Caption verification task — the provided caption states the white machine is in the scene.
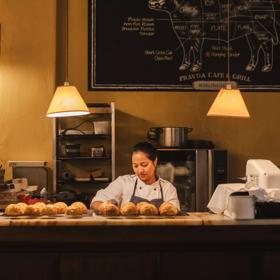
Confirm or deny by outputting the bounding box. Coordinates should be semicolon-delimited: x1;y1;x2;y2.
208;159;280;219
246;159;280;189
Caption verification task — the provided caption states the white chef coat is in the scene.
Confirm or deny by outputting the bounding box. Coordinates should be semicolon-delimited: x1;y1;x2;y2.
91;175;180;209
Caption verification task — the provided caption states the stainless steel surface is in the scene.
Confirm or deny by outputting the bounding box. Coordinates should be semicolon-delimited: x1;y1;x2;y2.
208;149;213;201
148;127;193;147
195;150;208;212
111;102;116;180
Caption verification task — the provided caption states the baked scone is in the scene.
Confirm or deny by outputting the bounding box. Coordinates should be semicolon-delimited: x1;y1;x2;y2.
5;203;26;216
159;202;179;216
16;202;28;209
25;205;42;216
53;202;68;214
41;204;57;216
66;201;88;216
136;202;150;213
71;202;88;214
120;202;137;216
33;202;46;208
137;202;158;216
99;201;120;216
17;202;28;214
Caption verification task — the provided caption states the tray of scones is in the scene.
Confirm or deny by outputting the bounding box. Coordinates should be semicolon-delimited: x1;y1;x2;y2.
3;201;88;218
96;201;179;219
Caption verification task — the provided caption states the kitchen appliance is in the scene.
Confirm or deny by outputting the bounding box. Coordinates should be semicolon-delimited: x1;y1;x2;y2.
246;159;280;188
208;159;280;219
156;148;228;212
147;127;193;147
8;161;50;192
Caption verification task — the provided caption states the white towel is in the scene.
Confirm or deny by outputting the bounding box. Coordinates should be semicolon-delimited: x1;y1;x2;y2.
264;189;280;202
207;183;267;214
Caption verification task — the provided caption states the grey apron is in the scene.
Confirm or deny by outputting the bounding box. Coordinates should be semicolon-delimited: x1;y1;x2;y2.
129;179;164;208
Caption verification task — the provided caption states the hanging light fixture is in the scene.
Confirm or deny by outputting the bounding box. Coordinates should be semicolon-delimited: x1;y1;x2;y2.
46;0;89;118
207;0;250;118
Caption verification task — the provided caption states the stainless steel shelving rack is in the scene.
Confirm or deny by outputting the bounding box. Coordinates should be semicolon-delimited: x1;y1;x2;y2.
52;102;115;197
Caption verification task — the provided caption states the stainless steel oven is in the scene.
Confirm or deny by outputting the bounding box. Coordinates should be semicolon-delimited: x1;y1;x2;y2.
156;149;228;212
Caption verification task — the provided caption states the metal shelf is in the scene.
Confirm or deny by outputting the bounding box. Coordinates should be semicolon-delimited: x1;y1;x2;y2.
53;102;115;193
57;179;111;184
57;134;111;140
57;156;111;160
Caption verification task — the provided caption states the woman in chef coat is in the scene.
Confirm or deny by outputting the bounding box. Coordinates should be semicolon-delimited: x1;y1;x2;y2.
90;141;180;212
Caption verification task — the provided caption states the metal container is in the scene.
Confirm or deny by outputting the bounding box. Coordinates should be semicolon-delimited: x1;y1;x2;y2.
65;143;81;157
147;127;193;147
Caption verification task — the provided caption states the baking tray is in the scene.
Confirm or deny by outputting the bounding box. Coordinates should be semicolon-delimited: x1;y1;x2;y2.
97;214;188;219
102;216;174;219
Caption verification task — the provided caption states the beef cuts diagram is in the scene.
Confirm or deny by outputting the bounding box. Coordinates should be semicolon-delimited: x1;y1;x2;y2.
89;0;280;90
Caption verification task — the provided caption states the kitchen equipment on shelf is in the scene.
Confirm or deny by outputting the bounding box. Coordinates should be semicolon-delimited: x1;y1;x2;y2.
147;127;193;147
53;103;115;197
93;121;110;135
91;145;106;158
64;143;81;157
62;170;74;181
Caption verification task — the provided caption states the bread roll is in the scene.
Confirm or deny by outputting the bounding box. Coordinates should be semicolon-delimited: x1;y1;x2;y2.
33;202;46;208
41;204;57;216
5;203;26;216
99;201;120;216
25;205;42;216
71;202;88;214
53;202;68;214
137;202;158;216
159;202;178;216
66;201;88;216
16;202;28;209
120;202;137;216
136;202;150;213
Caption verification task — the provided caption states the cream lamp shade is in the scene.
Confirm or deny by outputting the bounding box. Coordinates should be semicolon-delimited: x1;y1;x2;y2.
46;83;90;118
207;85;250;118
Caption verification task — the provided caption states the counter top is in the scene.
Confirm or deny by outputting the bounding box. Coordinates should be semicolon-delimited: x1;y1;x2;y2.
2;212;280;226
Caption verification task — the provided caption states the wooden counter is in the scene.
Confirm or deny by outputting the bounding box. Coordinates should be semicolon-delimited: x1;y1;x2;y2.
1;213;280;280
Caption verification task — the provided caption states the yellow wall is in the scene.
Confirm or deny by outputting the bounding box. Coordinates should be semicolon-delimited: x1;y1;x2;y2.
0;0;56;179
0;0;279;185
70;0;280;180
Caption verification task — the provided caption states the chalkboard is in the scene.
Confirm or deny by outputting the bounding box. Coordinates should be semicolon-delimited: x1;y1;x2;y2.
88;0;280;91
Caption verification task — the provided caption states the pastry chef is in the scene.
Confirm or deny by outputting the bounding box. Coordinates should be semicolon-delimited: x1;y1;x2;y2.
90;141;180;213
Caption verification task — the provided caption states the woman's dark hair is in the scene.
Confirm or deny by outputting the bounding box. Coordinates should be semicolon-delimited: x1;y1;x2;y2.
132;142;157;161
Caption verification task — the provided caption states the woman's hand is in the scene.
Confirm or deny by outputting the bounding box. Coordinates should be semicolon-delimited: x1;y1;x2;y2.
91;201;104;215
159;202;179;216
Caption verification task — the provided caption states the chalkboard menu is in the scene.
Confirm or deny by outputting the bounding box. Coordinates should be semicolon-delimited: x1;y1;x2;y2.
89;0;280;91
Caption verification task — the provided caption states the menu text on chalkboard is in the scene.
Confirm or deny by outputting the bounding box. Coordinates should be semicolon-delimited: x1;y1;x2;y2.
89;0;280;91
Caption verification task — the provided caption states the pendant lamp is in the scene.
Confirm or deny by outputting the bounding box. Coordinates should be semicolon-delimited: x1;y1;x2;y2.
207;1;250;118
46;0;89;118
